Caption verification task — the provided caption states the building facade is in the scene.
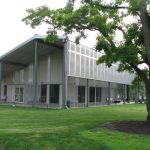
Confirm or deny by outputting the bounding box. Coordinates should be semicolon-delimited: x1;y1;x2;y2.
0;35;135;108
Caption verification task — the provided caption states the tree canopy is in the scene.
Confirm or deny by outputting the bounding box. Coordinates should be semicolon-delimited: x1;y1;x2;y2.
23;0;150;122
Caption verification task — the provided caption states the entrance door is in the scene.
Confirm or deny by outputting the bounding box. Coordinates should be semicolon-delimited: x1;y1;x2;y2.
15;87;24;102
41;84;47;103
96;87;101;102
89;87;95;102
4;85;7;97
2;85;7;101
49;84;59;104
78;86;85;103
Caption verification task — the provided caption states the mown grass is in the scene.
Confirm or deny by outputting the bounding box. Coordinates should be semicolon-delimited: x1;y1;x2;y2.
0;104;149;150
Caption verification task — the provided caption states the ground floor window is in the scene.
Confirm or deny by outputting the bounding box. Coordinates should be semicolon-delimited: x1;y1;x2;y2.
50;84;59;104
78;86;85;103
4;85;7;97
41;84;47;103
2;85;7;101
96;87;101;102
89;87;95;102
15;87;24;102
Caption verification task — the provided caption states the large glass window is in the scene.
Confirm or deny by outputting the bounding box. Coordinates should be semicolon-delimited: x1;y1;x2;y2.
20;88;24;102
96;87;101;102
50;84;59;104
4;85;7;97
78;86;85;103
41;84;47;103
15;87;24;102
89;87;95;102
15;88;19;102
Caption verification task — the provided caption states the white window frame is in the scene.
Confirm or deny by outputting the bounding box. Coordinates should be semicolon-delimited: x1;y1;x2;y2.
15;87;24;103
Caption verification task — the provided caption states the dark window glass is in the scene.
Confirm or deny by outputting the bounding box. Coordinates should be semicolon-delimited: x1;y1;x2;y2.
4;85;7;96
89;87;95;102
78;86;85;103
50;84;59;104
41;84;47;103
96;87;101;102
20;88;24;102
15;88;19;101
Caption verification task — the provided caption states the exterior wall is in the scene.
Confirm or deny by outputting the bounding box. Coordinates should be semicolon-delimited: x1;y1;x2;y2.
67;41;135;84
67;76;125;107
67;77;77;106
2;48;63;105
49;50;63;84
101;87;108;104
7;85;14;103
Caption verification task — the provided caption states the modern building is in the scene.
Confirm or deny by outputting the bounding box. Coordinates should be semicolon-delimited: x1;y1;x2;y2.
0;35;135;108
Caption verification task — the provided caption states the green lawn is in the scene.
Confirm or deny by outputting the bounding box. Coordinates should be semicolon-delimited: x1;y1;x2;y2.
0;104;149;150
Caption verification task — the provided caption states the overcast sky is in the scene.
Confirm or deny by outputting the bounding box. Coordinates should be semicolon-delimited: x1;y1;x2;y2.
0;0;98;56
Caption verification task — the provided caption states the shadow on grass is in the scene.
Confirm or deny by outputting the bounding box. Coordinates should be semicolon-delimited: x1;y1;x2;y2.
100;121;150;135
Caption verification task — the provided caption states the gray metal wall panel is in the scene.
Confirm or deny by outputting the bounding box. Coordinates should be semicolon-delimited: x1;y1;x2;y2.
2;48;63;104
67;41;135;85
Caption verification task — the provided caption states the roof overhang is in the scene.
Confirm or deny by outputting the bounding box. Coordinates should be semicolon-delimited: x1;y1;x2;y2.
0;35;64;78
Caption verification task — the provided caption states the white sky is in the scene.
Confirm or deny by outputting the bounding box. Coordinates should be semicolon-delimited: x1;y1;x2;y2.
0;0;97;56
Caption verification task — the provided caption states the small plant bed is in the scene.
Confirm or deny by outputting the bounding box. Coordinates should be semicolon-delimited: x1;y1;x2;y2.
100;121;150;135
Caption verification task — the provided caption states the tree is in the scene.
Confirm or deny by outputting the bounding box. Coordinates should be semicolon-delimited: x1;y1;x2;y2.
23;0;150;123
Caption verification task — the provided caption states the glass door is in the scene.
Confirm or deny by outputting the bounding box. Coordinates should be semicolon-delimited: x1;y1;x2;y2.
78;86;85;103
15;87;24;102
41;84;47;103
49;84;59;104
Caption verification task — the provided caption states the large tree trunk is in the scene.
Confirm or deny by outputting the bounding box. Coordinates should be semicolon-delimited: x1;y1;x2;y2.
146;98;150;124
140;2;150;124
145;83;150;124
140;3;150;64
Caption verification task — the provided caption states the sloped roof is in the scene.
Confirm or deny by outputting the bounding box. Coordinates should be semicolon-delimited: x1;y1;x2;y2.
0;34;64;77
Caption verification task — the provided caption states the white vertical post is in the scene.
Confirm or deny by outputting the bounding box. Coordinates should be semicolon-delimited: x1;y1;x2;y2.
46;84;50;105
47;56;51;83
123;84;126;104
33;41;38;106
69;52;71;76
79;45;81;77
88;51;91;78
84;51;86;78
75;43;76;76
62;39;68;108
76;84;78;107
47;56;50;106
59;84;63;108
86;79;89;107
93;59;94;79
108;82;111;105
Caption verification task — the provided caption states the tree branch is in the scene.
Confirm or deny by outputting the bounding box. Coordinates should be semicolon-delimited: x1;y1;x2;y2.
100;5;128;10
138;48;150;66
130;63;148;83
139;60;146;64
114;26;126;35
92;1;128;10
